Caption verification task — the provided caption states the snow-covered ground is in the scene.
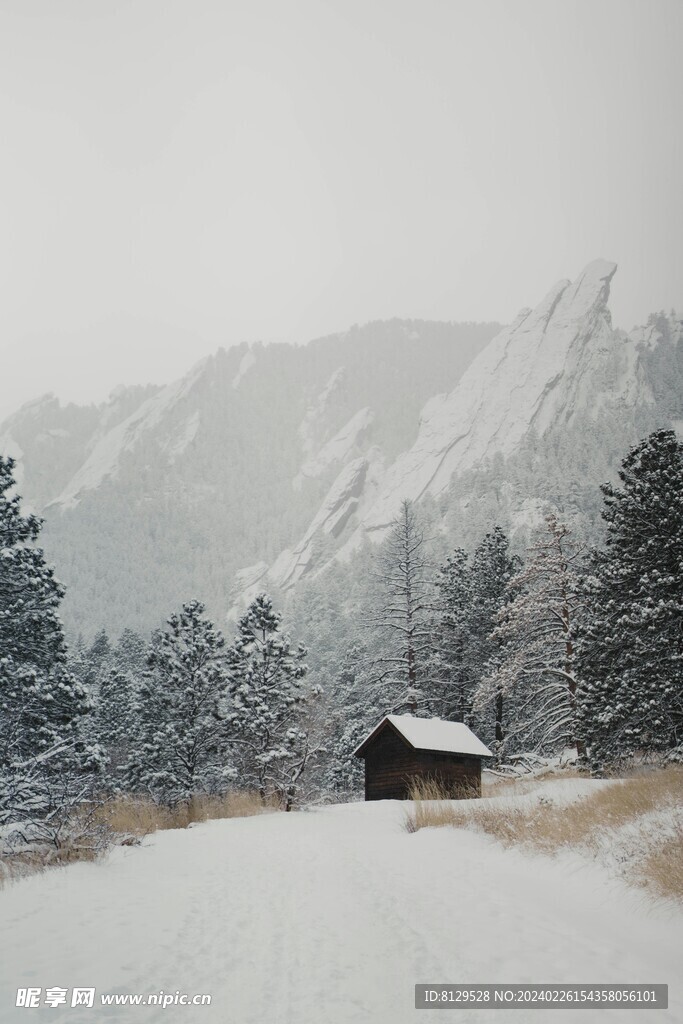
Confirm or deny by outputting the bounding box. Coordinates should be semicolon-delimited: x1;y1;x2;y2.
1;787;681;1024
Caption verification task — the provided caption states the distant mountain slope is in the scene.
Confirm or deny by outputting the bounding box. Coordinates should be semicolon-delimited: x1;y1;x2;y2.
3;261;681;640
1;319;498;636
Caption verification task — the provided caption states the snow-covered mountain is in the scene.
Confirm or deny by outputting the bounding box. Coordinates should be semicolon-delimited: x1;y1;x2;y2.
360;260;624;532
243;260;678;599
0;319;497;634
2;260;680;637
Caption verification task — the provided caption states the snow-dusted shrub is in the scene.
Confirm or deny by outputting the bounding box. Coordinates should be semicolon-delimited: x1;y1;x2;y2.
1;796;112;882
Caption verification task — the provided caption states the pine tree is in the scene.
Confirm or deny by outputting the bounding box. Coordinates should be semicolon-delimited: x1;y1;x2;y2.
113;628;148;675
87;629;113;678
225;594;316;809
439;528;518;751
476;514;585;755
576;430;683;764
322;641;373;797
83;628;147;788
68;634;90;687
0;456;97;828
371;499;433;713
93;667;137;785
124;601;231;804
432;548;474;721
471;528;519;748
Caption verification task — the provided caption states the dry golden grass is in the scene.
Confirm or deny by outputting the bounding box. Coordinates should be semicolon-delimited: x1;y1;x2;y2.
635;830;683;902
411;778;481;802
95;790;278;839
405;776;480;831
405;767;683;902
0;790;278;885
95;796;177;837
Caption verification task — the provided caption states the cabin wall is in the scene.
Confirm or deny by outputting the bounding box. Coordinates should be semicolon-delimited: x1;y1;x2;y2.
364;728;422;801
363;727;482;800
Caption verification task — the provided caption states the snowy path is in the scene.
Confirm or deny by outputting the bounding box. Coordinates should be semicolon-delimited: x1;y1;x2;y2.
1;799;681;1024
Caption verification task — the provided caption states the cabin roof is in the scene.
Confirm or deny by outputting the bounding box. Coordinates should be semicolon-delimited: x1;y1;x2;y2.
353;714;493;759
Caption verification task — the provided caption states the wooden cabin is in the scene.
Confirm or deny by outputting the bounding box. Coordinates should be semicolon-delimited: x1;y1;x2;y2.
353;714;492;801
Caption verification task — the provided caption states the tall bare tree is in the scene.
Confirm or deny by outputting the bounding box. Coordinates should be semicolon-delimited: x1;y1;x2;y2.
371;499;433;713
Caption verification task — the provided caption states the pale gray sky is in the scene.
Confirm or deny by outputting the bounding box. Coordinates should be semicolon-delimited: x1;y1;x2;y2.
0;0;681;420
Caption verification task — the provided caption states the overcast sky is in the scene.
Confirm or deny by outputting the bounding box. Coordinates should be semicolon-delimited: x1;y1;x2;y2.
0;0;681;420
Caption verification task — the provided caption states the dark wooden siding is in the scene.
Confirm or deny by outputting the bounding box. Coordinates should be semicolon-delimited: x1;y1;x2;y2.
364;727;422;801
362;724;482;800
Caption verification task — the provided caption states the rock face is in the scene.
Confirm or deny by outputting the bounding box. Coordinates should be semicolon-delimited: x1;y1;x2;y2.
2;261;679;635
234;260;667;601
294;407;374;489
358;260;622;536
277;450;385;586
48;359;208;509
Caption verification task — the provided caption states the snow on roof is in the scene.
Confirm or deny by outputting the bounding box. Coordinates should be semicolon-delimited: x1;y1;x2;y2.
354;715;493;758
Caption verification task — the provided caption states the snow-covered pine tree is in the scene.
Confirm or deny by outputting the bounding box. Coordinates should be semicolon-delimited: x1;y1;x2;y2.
68;634;90;687
475;514;585;756
86;629;113;685
432;548;474;721
113;627;148;675
576;430;683;765
370;499;433;713
0;456;98;829
225;594;316;809
322;640;374;797
464;527;519;751
93;667;138;786
78;628;146;790
124;601;232;804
